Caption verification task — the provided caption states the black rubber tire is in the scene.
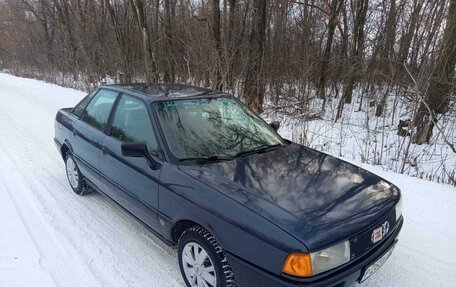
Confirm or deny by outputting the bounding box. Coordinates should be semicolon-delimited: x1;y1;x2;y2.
178;226;237;287
64;153;89;195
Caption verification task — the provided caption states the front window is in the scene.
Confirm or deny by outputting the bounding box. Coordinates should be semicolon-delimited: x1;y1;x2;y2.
111;95;159;156
156;97;284;160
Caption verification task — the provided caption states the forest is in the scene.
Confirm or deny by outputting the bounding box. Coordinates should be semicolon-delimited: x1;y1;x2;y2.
0;0;455;184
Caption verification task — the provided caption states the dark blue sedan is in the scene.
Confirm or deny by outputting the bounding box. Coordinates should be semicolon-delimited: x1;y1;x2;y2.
54;84;403;287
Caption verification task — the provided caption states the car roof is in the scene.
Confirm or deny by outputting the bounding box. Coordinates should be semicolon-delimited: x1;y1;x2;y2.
101;83;230;102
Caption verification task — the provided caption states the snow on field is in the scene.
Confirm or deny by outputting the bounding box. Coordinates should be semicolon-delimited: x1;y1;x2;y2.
0;72;455;286
264;88;456;186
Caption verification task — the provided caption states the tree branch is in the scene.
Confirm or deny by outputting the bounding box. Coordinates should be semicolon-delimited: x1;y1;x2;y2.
291;1;330;16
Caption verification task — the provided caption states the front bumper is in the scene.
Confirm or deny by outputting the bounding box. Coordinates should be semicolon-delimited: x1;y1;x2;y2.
226;217;403;287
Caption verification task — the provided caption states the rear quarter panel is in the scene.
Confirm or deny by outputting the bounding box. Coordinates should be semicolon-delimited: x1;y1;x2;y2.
55;108;77;156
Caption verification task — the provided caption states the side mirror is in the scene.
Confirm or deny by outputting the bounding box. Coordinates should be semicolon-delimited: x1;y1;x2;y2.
121;142;149;157
121;142;161;170
269;121;280;132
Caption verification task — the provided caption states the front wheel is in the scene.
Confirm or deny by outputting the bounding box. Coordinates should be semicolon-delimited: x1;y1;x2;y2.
178;226;236;287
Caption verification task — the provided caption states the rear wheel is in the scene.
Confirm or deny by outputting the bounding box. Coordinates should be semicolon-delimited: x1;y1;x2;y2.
178;226;236;287
65;153;88;195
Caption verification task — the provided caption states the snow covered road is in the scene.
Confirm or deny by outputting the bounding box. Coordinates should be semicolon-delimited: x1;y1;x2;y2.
0;72;455;287
0;73;183;287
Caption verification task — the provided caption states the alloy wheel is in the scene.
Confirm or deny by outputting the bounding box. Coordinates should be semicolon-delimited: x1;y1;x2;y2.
66;157;79;188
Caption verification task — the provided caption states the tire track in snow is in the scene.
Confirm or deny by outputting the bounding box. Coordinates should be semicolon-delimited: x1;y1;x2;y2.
0;175;58;287
0;147;104;287
0;180;58;287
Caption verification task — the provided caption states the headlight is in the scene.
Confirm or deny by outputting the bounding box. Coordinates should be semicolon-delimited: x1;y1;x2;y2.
283;240;350;277
395;194;403;222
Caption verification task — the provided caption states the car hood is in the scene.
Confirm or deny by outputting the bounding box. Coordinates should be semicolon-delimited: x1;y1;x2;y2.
179;143;400;251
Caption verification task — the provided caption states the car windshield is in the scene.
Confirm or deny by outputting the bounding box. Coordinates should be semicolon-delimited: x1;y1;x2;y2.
156;97;284;160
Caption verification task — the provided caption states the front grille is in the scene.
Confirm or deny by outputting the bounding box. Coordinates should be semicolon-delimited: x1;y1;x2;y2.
350;210;396;260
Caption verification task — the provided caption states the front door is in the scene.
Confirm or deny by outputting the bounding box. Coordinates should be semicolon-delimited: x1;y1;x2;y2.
100;94;162;229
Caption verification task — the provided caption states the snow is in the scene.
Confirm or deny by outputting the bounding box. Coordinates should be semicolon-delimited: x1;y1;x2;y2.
0;72;455;286
264;87;456;186
347;163;456;286
0;73;182;287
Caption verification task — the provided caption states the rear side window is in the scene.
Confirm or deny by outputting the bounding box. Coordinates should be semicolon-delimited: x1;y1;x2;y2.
82;89;118;131
110;95;159;155
72;90;97;117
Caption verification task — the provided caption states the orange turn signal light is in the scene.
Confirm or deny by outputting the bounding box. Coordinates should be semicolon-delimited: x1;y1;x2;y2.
282;253;313;277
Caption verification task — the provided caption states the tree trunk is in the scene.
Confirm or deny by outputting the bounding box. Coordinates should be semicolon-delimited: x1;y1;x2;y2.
398;0;422;72
243;0;267;113
317;0;342;100
382;0;397;62
212;0;222;90
105;0;133;83
163;0;175;83
413;0;456;144
226;0;236;89
131;0;157;83
336;0;369;121
375;0;398;116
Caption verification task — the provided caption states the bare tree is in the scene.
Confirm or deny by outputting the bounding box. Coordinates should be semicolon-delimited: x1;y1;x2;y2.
211;0;222;90
316;0;343;101
412;0;456;144
163;0;175;83
131;0;157;82
243;0;267;113
336;0;369;122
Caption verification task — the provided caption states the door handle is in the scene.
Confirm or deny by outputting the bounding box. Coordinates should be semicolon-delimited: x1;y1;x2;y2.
101;146;108;154
72;128;79;136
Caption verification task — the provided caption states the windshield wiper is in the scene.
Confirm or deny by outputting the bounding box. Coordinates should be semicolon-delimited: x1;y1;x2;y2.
178;155;233;163
233;144;284;158
178;144;285;163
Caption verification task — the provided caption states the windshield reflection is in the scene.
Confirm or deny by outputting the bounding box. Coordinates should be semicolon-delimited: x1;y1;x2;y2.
156;98;284;160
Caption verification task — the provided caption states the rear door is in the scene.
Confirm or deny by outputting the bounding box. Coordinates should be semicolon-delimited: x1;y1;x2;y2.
72;88;119;187
100;94;162;229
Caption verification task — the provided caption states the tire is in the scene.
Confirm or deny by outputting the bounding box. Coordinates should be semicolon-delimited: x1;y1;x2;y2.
64;153;88;195
178;226;237;287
